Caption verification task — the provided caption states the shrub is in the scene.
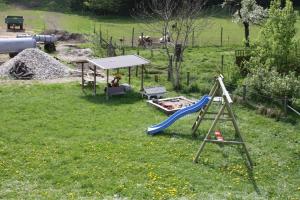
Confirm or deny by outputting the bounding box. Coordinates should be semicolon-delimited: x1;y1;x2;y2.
245;67;300;100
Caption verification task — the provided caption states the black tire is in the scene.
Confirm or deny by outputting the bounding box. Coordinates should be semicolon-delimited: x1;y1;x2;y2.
44;43;56;53
7;24;10;29
9;53;18;58
20;24;23;30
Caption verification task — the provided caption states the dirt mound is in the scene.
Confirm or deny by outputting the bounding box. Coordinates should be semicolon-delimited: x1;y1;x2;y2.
41;30;86;42
0;48;70;80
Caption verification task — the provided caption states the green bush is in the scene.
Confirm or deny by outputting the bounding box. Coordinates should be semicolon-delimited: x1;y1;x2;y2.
245;67;300;100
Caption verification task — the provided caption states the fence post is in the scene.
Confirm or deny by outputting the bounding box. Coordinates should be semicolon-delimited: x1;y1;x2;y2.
220;27;223;47
122;47;125;55
132;27;135;47
242;84;247;101
221;55;224;74
151;48;153;58
187;72;190;86
155;75;159;82
100;30;102;46
168;56;173;81
283;96;288;116
192;30;195;47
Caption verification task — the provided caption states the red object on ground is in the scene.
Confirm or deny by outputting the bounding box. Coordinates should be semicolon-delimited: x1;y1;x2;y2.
214;130;224;141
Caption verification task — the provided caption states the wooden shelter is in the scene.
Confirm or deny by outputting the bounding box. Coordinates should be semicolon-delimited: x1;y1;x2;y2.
86;55;150;100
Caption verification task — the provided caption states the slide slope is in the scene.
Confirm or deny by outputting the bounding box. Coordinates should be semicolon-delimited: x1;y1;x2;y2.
147;95;210;135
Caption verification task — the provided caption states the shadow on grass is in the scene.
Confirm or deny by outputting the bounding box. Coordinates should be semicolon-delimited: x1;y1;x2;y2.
153;130;262;195
238;146;261;195
153;131;197;141
80;90;143;105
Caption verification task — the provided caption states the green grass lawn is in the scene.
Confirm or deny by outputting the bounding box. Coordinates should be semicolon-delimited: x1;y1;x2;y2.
0;4;299;199
0;82;299;199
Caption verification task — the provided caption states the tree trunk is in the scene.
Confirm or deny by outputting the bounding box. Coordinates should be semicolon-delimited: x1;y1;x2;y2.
243;22;250;47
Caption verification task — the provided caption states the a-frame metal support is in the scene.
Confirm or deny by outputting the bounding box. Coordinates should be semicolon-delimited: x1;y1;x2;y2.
192;75;253;167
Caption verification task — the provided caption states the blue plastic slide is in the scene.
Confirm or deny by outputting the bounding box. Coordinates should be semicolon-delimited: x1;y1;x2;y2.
147;95;211;135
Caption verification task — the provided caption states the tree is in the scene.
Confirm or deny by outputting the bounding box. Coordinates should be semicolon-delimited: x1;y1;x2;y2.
222;0;267;47
244;0;300;100
134;0;208;89
255;0;298;73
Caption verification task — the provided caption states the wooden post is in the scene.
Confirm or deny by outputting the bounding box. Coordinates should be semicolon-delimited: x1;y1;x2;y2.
168;56;173;81
100;30;102;46
228;36;230;46
192;30;195;47
187;72;190;86
140;65;144;91
220;27;223;47
283;96;288;116
155;75;158;82
122;47;125;55
221;55;224;74
93;65;96;96
141;32;144;48
128;67;131;85
151;48;153;58
131;27;135;47
81;62;84;91
242;84;247;101
137;48;140;56
106;69;109;100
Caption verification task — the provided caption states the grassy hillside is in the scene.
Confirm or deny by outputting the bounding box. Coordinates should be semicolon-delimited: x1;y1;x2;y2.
0;5;263;46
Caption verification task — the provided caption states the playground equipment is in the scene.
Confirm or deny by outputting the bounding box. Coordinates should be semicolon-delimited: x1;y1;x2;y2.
0;38;36;58
5;16;24;30
147;95;210;135
191;75;253;167
147;75;253;167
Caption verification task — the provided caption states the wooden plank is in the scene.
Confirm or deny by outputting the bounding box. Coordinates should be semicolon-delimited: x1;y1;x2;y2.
217;76;233;104
205;139;243;145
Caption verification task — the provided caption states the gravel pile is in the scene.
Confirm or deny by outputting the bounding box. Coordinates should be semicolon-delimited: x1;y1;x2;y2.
0;48;70;80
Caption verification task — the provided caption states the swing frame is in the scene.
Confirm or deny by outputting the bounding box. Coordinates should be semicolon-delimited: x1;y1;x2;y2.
192;75;253;167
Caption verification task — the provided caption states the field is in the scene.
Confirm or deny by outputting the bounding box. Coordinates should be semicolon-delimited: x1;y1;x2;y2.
0;4;300;200
2;5;300;46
